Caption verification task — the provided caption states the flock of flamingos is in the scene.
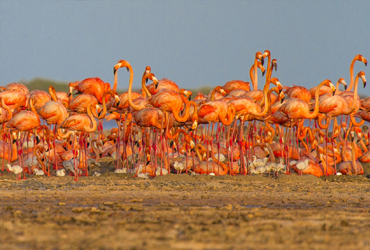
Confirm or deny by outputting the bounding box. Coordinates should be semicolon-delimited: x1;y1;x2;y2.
1;51;370;181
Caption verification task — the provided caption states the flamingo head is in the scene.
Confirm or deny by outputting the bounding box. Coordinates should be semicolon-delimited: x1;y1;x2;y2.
358;71;367;88
214;86;226;96
355;54;367;67
144;66;151;75
272;59;278;71
256;51;264;66
96;104;102;116
337;78;347;90
114;94;120;107
271;77;282;92
113;60;130;74
279;91;285;103
262;50;270;59
325;80;336;96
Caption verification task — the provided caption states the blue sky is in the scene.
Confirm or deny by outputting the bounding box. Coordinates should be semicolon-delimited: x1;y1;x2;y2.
1;1;369;94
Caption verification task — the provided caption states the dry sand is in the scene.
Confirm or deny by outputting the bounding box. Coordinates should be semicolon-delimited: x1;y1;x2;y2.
1;160;370;250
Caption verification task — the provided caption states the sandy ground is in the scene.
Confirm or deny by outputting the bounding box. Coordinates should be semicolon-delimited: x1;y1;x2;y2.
1;160;370;250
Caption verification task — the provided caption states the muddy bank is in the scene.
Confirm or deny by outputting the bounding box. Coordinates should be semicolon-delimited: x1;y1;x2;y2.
1;169;370;250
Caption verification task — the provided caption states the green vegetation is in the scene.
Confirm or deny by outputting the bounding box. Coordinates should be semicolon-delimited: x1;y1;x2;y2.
17;77;214;98
15;77;369;99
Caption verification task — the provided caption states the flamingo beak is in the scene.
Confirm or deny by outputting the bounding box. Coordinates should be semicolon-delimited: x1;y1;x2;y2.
280;97;285;103
260;57;264;66
113;67;117;75
262;70;265;77
191;120;198;130
344;84;347;90
190;140;195;149
311;148;315;152
274;63;278;71
169;141;174;148
114;95;120;107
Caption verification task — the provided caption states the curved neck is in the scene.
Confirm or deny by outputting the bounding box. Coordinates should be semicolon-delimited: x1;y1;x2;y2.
260;86;279;107
141;73;152;98
266;54;271;84
258;80;273;117
85;103;97;133
96;90;114;119
1;98;12;120
49;86;58;101
348;57;357;91
167;128;188;140
210;88;218;101
113;69;118;92
195;144;206;161
253;57;258;91
307;80;331;119
211;155;228;175
172;101;197;122
343;74;360;115
30;100;39;119
127;65;144;111
219;107;235;126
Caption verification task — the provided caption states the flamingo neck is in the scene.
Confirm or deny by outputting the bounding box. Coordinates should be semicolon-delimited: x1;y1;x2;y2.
85;104;97;133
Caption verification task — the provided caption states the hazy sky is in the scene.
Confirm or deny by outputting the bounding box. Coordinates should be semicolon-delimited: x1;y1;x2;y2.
1;1;369;94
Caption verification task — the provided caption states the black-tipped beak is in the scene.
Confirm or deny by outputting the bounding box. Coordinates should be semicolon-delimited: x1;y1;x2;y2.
126;67;129;72
190;147;196;153
278;89;282;94
146;160;151;166
63;145;67;151
135;141;140;147
357;139;361;143
169;141;174;148
333;90;336;96
12;139;16;144
69;141;72;145
36;136;41;144
266;154;270;157
188;96;192;101
145;78;148;83
113;67;117;75
365;62;368;66
261;57;264;66
86;142;90;148
116;101;120;107
280;97;285;103
344;85;347;90
274;64;278;71
68;93;72;97
155;82;159;89
98;111;102;117
41;157;45;161
319;160;322;164
311;148;315;152
364;82;367;88
262;71;265;77
99;153;103;158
